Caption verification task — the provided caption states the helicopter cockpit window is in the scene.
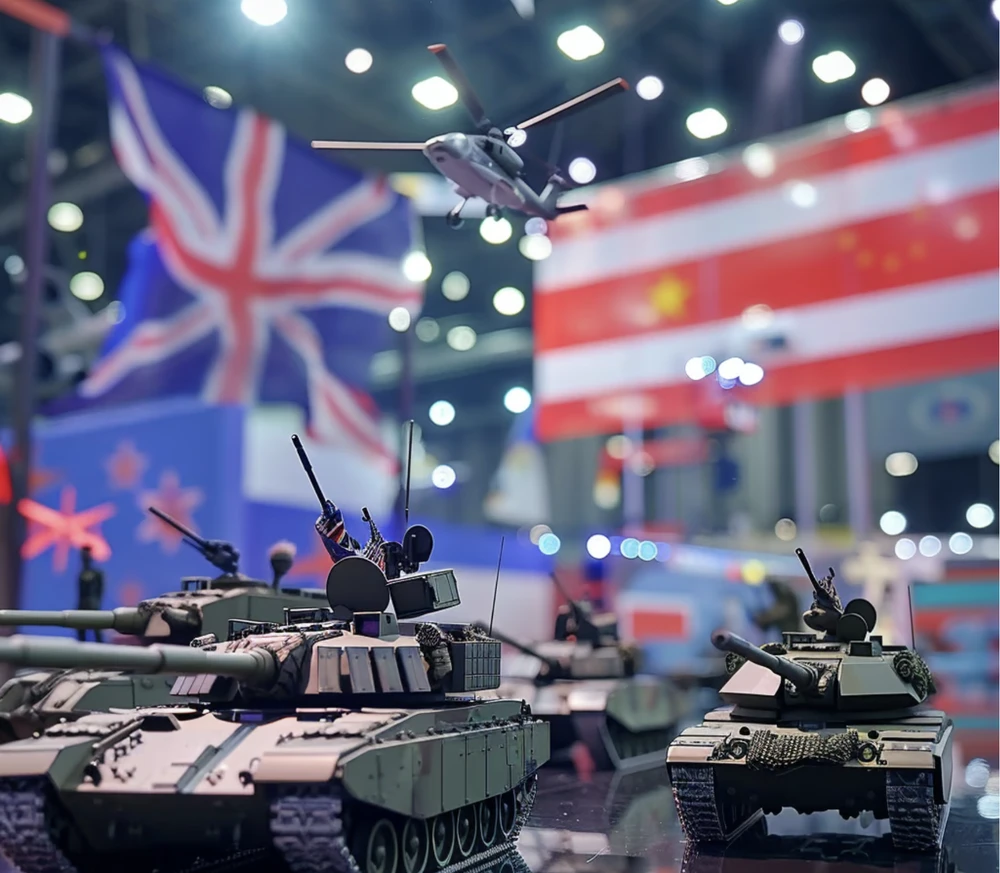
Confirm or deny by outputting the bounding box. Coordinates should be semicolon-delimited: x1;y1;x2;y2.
345;647;376;693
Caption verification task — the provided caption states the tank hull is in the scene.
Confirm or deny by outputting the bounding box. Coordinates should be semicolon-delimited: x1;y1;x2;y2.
499;675;677;770
666;706;953;852
0;698;549;873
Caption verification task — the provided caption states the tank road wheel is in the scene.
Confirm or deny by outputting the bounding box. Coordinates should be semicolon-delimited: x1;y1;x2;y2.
357;818;399;873
477;796;500;848
454;805;477;858
429;811;455;868
399;818;429;873
498;791;517;840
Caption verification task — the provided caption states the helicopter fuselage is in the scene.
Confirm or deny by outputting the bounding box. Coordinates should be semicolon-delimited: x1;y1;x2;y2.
423;133;561;219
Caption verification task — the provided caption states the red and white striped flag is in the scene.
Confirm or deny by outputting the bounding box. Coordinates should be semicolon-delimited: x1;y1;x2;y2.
534;84;999;442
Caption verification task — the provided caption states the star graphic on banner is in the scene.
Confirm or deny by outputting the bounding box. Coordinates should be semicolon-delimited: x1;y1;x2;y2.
0;444;60;504
649;275;689;320
19;485;115;573
116;579;146;607
105;441;149;490
287;534;333;586
137;471;204;553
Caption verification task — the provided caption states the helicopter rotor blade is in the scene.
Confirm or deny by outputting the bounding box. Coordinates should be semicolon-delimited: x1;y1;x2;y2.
312;141;427;150
515;78;629;132
427;43;493;132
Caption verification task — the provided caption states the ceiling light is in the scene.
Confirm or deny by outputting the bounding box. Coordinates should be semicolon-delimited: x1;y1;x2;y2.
415;317;439;342
503;386;532;414
686;107;728;140
620;538;640;559
967;503;995;529
775;518;797;541
949;532;973;554
47;202;83;233
684;356;713;381
538;532;561;555
894;538;917;560
446;325;476;352
556;25;604;61
441;271;470;301
879;510;906;536
240;0;287;26
885;451;918;477
479;216;512;244
812;51;856;84
428;400;455;426
861;77;890;106
606;435;632;459
568;157;596;184
519;234;552;261
716;0;740;5
493;286;525;316
388;307;411;332
788;181;817;208
345;48;373;74
69;272;104;301
529;524;551;545
401;251;432;282
717;357;744;380
587;535;612;559
412;76;458;111
431;464;456;489
738;362;764;386
993;0;1000;21
989;439;999;464
0;93;31;125
742;143;776;178
844;109;872;132
919;535;942;557
778;19;804;45
636;76;664;101
3;255;24;276
525;218;547;236
203;86;232;109
638;541;658;561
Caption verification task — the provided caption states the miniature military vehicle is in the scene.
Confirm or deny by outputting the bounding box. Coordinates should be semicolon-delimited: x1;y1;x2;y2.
0;510;330;741
667;548;951;853
483;576;679;770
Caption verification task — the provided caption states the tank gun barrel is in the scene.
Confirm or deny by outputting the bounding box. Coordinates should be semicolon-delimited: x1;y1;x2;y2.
0;607;197;635
471;623;560;668
0;635;277;684
711;630;817;690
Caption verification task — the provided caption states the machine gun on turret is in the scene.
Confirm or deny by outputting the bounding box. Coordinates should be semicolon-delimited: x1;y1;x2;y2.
550;573;618;647
148;507;241;578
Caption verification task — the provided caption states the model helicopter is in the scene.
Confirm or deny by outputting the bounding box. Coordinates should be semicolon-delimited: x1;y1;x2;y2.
312;43;629;228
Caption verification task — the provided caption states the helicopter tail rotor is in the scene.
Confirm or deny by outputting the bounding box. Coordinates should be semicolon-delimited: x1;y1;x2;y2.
428;44;494;133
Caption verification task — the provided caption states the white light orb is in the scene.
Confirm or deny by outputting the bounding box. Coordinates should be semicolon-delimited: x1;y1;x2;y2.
441;271;469;301
993;0;1000;21
775;518;797;541
0;93;31;125
415;318;439;342
978;795;1000;821
105;300;125;324
446;325;477;352
716;0;740;5
203;86;233;109
387;307;411;332
431;464;456;489
411;76;458;111
505;127;527;148
861;78;890;106
479;216;513;244
966;759;992;789
593;479;620;509
636;76;664;101
504;386;532;414
918;535;942;557
742;143;776;178
885;451;918;477
493;286;525;316
894;538;917;560
619;537;640;559
879;510;907;536
788;181;817;208
402;251;432;282
525;218;547;236
568;157;597;185
556;25;605;61
967;503;995;529
845;109;872;133
812;50;856;84
529;524;551;545
428;400;455;426
990;439;1000;464
240;0;287;26
638;540;658;561
605;434;632;459
778;19;804;45
538;533;562;555
686;107;728;139
3;255;24;276
738;362;764;386
47;202;83;233
69;271;104;301
685;357;709;381
519;234;552;261
345;48;373;74
949;532;973;554
717;356;744;380
586;534;612;559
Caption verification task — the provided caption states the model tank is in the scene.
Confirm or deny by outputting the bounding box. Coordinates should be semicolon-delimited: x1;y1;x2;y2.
666;548;952;853
0;509;329;742
482;575;679;770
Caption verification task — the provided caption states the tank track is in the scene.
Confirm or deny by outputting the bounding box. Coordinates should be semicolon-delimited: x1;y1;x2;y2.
0;777;79;873
669;765;763;844
270;775;537;873
886;770;946;852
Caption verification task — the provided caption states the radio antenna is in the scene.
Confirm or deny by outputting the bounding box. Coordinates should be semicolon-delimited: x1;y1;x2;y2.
403;420;415;528
489;536;505;636
907;582;916;647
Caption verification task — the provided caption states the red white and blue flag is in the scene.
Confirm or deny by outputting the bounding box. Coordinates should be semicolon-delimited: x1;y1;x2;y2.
53;48;421;470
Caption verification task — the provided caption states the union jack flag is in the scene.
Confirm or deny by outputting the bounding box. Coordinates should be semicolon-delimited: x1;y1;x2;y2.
55;47;421;469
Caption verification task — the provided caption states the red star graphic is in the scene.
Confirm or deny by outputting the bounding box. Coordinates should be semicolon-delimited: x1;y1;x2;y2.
137;471;204;553
116;580;146;607
105;440;149;490
287;533;332;585
19;486;115;573
0;444;60;503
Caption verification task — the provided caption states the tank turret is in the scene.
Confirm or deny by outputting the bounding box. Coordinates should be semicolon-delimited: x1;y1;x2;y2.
550;573;619;646
711;630;818;691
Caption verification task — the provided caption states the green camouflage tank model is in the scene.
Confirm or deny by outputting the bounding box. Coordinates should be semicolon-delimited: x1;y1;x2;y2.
481;575;680;770
666;548;952;853
0;508;330;742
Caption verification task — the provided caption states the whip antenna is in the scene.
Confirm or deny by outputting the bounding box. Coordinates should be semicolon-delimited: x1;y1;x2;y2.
907;582;916;647
403;420;415;528
489;536;505;636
